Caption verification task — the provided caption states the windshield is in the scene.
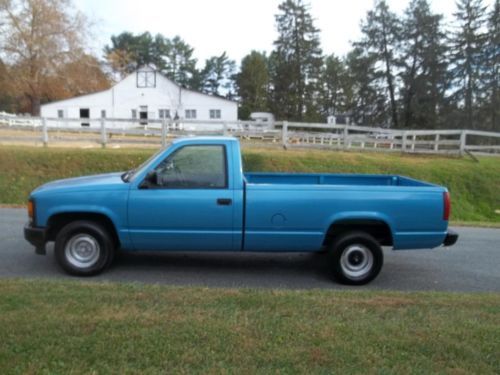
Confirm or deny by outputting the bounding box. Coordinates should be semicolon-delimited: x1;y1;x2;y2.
121;148;165;182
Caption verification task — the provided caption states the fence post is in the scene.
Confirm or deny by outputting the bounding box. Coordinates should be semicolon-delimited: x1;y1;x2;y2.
402;131;408;152
411;134;416;151
282;121;288;148
161;119;167;148
434;134;440;151
343;125;349;149
100;118;107;148
42;117;48;147
459;130;467;155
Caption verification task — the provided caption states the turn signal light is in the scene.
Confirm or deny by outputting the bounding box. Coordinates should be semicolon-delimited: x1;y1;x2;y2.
28;200;34;223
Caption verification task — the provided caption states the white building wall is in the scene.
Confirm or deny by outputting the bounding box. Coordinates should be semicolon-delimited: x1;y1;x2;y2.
40;68;238;128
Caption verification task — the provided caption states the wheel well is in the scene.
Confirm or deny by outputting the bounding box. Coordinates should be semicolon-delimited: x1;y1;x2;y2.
47;212;120;246
323;220;393;247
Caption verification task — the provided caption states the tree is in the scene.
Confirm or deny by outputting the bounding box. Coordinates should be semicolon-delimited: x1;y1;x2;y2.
44;54;110;101
482;0;499;130
201;52;236;97
235;51;269;119
356;0;400;127
449;0;488;129
318;54;351;120
399;0;449;129
105;32;201;89
104;32;164;77
270;0;323;121
0;0;95;115
161;36;198;88
345;48;388;126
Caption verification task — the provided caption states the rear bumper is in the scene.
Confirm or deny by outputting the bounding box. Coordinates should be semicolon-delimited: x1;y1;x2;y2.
24;223;48;254
443;229;459;247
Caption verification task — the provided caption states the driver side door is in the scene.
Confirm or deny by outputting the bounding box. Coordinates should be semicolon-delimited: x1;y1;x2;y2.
128;144;235;251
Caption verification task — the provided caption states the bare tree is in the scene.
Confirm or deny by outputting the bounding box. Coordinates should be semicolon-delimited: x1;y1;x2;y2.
0;0;94;115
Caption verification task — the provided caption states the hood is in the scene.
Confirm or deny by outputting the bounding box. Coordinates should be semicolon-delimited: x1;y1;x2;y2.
32;172;128;196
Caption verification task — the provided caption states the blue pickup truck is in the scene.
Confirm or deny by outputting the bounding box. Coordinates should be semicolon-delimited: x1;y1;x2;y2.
24;137;458;285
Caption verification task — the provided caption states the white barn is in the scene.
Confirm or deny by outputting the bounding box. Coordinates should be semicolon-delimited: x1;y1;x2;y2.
40;66;238;128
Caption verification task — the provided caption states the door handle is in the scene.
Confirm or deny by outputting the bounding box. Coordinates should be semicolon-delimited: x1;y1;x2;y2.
217;198;232;206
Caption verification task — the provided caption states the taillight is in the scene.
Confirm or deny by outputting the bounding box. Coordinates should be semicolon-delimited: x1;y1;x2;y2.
443;192;450;221
28;200;34;223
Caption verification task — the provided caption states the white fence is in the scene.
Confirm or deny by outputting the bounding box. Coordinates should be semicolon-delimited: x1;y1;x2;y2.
1;112;499;155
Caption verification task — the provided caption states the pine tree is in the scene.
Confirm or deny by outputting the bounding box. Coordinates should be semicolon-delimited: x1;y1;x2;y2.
270;0;323;121
201;52;236;97
449;0;488;129
161;36;198;88
235;51;270;119
483;0;499;130
399;0;449;129
345;48;388;126
318;54;350;120
356;0;400;128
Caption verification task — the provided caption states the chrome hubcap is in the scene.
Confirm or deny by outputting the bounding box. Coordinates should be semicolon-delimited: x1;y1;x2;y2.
64;234;100;268
340;244;374;280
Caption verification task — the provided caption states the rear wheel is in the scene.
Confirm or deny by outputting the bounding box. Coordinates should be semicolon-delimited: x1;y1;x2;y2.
54;220;114;276
330;231;383;285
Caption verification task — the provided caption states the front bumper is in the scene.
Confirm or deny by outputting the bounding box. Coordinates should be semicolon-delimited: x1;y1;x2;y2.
24;223;48;254
443;229;459;247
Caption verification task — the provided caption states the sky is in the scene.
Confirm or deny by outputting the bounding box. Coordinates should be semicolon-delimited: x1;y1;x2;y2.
74;0;495;67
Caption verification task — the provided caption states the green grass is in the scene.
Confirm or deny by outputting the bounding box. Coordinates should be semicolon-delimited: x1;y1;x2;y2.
0;279;499;374
0;145;499;223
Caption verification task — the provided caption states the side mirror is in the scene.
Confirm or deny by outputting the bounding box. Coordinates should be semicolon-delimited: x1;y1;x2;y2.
139;170;157;189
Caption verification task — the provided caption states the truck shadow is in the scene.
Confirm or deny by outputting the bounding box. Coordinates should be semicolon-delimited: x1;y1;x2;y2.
111;251;334;284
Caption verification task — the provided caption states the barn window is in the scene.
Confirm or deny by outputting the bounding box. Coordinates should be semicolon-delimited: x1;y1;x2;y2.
209;109;221;119
57;110;64;118
131;109;137;119
185;109;197;119
159;109;171;119
137;71;156;88
101;110;106;118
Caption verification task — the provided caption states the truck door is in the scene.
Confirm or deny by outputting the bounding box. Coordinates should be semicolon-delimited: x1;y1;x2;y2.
128;144;235;251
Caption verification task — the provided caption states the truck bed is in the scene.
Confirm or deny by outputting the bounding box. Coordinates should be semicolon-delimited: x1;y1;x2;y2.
244;173;435;187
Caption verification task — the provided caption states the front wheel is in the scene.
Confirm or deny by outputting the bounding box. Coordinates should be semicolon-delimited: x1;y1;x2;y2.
54;220;115;276
330;231;384;285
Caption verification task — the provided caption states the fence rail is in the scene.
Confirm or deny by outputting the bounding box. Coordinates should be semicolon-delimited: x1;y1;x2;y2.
1;112;499;155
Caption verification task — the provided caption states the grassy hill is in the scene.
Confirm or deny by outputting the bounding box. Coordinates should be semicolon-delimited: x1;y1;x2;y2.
0;145;499;224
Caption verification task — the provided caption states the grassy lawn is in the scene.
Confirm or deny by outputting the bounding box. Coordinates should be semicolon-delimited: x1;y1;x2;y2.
0;145;499;224
0;279;498;374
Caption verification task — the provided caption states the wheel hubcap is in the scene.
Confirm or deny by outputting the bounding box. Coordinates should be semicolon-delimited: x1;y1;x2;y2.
340;244;374;280
64;234;100;268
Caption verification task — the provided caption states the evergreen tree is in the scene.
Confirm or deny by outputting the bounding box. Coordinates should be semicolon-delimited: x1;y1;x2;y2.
449;0;488;129
270;0;323;121
482;0;499;130
161;36;198;88
356;0;400;127
345;48;388;126
399;0;449;129
318;54;350;120
105;33;199;88
201;52;236;97
235;51;270;119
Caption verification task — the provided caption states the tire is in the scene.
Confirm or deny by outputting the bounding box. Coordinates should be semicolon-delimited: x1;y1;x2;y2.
54;220;115;276
330;231;383;285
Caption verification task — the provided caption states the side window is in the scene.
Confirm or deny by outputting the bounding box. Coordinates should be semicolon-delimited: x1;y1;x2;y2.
149;145;227;188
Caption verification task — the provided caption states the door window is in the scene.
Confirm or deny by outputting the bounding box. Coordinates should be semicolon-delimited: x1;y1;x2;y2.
147;145;227;189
